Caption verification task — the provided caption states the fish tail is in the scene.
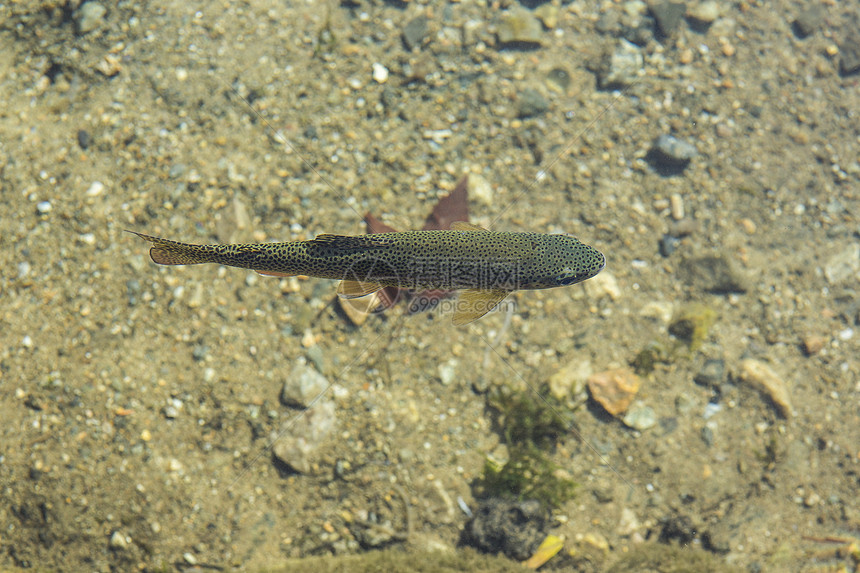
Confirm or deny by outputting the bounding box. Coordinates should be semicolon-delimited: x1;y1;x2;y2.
127;231;219;266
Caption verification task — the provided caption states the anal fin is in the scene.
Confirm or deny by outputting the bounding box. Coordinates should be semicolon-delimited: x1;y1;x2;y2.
256;270;294;278
337;279;384;299
452;289;511;325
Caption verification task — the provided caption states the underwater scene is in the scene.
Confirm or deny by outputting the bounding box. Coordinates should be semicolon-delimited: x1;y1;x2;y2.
1;0;859;571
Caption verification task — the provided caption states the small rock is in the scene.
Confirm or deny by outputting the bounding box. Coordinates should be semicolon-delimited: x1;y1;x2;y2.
403;15;429;50
823;244;859;285
281;360;330;408
648;134;698;173
372;62;389;84
547;359;592;401
584;271;621;301
650;1;687;37
839;30;860;76
598;39;644;89
736;358;792;418
438;359;458;385
801;334;826;356
694;358;725;389
545;67;571;93
272;400;337;474
678;254;748;294
688;1;721;25
622;403;657;431
469;173;494;206
36;201;52;214
517;88;549;118
497;9;543;48
534;4;559;29
75;2;107;35
96;54;122;77
792;6;822;38
587;368;641;416
77;129;91;150
109;530;130;550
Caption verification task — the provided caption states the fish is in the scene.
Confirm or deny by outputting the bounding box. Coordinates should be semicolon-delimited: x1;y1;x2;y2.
129;222;605;325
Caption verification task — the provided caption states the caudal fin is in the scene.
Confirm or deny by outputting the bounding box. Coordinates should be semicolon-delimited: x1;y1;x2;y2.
127;231;214;266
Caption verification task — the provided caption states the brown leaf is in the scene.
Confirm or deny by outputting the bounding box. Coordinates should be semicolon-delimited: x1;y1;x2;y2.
423;175;469;231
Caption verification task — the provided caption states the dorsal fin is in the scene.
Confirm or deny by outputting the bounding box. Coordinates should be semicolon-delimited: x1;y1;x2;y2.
450;221;489;232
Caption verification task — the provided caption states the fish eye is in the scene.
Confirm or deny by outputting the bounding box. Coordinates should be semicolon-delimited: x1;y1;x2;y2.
557;274;579;286
555;268;581;286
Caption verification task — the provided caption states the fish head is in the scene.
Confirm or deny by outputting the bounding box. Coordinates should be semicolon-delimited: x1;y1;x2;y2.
544;235;605;288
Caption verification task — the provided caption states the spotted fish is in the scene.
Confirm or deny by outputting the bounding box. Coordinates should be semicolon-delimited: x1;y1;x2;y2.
129;222;604;325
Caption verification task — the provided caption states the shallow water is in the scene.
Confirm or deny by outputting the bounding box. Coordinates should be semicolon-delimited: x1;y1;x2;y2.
1;1;859;570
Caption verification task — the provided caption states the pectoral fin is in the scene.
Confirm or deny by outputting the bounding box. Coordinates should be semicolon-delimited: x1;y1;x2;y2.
337;279;385;299
453;289;511;325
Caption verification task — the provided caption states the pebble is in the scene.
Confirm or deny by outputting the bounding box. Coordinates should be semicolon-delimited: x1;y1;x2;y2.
584;270;621;301
801;334;826;356
36;201;52;214
86;181;105;197
737;359;792;418
74;2;107;35
839;30;860;76
587;368;641;416
468;173;494;206
688;1;721;26
823;244;859;285
694;358;725;389
547;359;592;401
622;403;657;431
272;400;337;474
534;4;559;29
792;6;822;39
517;88;549;118
281;360;330;409
402;15;429;50
669;193;685;220
438;359;458;385
545;67;571;93
497;9;543;47
678;254;748;294
649;134;698;172
598;39;643;89
109;530;130;550
372;62;389;84
77;129;91;150
650;1;686;37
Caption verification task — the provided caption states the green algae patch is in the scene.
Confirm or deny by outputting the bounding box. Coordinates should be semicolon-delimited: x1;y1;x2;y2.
606;542;741;573
261;546;531;573
669;303;717;352
474;388;578;510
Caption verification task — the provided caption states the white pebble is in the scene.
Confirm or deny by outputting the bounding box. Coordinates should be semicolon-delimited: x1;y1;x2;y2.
469;173;494;206
22;335;33;348
372;62;389;83
86;181;105;196
37;201;52;214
